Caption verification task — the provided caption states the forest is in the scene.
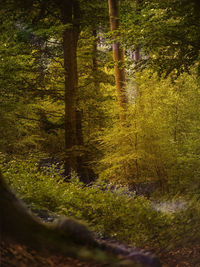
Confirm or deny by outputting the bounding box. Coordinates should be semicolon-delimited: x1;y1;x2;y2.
1;0;200;266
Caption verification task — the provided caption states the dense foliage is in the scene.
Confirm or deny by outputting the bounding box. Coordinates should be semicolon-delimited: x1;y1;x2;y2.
1;157;200;251
1;0;200;258
99;70;200;194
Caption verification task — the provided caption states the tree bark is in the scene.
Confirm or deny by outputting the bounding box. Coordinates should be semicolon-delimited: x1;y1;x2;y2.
61;1;94;183
59;1;82;180
108;0;128;115
63;21;79;175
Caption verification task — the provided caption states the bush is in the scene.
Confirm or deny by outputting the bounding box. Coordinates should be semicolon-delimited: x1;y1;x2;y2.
1;155;200;250
98;70;200;195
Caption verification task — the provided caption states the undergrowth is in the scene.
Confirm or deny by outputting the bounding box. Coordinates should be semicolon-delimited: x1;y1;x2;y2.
1;155;200;251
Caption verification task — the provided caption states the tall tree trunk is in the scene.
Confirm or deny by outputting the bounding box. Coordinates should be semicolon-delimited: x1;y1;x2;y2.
61;1;81;177
108;0;128;116
61;1;92;182
63;25;79;175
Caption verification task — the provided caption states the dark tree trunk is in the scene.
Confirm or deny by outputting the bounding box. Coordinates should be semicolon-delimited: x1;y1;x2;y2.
60;1;91;182
62;1;80;176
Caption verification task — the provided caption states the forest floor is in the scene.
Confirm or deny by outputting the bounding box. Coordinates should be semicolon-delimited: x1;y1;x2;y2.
1;239;200;266
158;244;200;266
0;239;104;267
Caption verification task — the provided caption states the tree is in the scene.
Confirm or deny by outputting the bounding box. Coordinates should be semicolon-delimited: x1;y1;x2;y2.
122;0;200;76
108;0;128;118
59;1;83;178
0;0;110;182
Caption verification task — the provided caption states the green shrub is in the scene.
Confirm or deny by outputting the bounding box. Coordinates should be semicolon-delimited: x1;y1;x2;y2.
98;70;200;195
1;155;200;250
